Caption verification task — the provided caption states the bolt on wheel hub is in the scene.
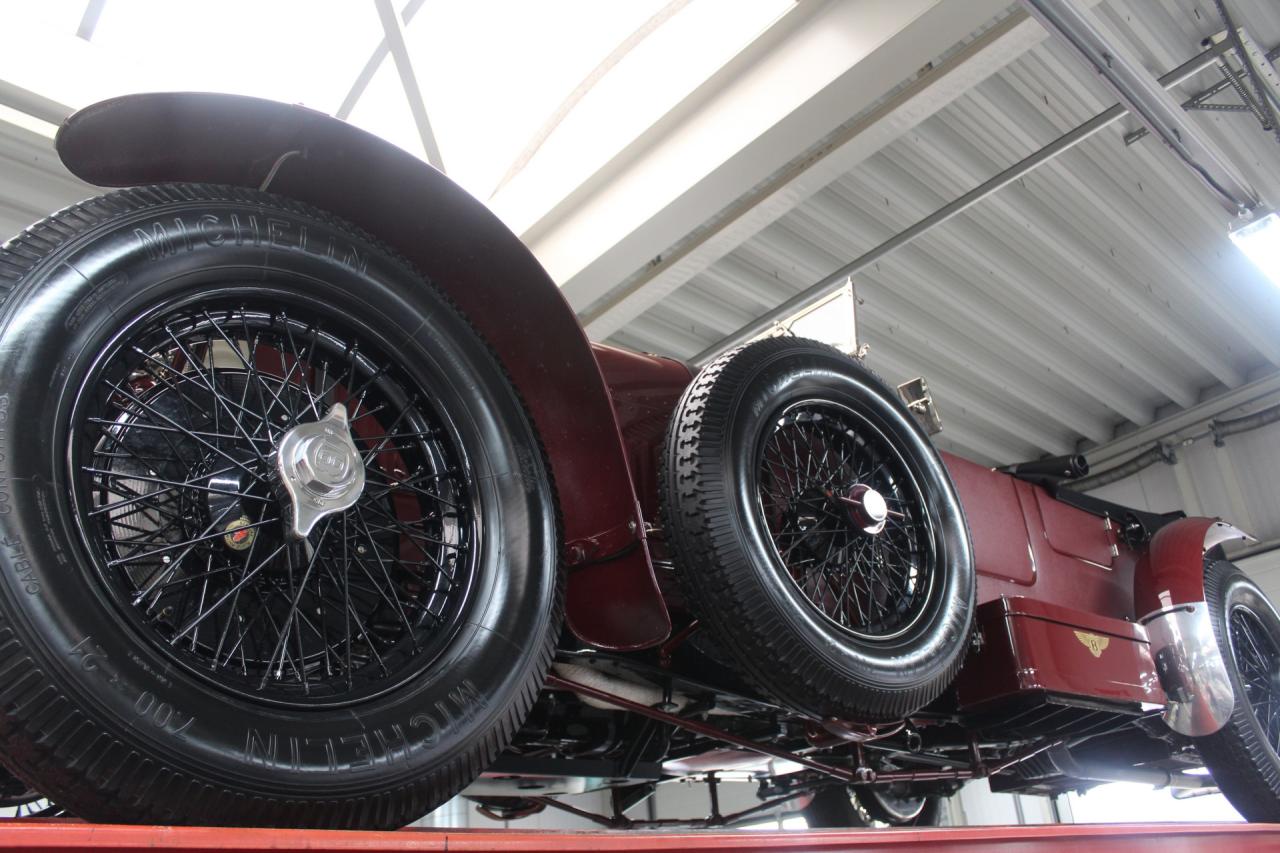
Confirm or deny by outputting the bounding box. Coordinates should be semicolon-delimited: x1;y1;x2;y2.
276;402;366;538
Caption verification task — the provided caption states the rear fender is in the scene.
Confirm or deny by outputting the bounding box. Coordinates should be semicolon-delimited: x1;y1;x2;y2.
54;92;672;650
1135;517;1251;736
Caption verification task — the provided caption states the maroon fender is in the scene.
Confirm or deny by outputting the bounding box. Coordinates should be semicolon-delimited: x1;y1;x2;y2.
54;92;671;650
590;343;693;524
1133;517;1252;618
1133;516;1249;736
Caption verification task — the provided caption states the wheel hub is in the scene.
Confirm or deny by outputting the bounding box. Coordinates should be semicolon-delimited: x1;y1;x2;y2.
275;402;366;538
842;483;888;535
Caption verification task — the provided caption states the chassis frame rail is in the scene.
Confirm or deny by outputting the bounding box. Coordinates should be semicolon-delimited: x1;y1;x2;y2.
545;673;1065;786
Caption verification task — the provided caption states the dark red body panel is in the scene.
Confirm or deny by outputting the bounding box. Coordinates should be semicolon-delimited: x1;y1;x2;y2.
954;597;1165;711
565;345;691;649
591;344;693;524
942;452;1163;711
54;92;673;651
943;453;1136;619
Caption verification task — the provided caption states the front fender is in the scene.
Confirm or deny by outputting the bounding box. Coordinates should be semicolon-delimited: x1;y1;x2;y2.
55;92;671;650
1135;517;1251;736
1134;517;1251;616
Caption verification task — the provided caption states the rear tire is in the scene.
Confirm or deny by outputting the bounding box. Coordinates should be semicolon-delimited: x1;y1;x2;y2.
0;185;562;828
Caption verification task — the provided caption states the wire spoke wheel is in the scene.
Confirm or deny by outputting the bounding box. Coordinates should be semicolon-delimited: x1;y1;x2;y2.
69;300;478;707
0;186;561;828
1229;604;1280;754
756;401;936;640
663;338;972;721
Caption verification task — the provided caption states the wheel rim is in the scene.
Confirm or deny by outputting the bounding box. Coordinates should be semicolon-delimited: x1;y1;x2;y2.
68;294;479;708
755;400;937;641
1228;602;1280;752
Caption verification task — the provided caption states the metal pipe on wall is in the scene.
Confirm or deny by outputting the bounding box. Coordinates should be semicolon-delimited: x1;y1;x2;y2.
1074;400;1280;492
1214;403;1280;442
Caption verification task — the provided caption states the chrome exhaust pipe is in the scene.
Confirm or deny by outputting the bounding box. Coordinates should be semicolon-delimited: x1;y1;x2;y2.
1048;747;1214;790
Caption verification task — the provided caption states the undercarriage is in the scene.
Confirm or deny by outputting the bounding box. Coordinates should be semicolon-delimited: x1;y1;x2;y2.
471;637;1214;828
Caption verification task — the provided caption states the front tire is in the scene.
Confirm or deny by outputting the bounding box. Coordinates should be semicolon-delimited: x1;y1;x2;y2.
0;185;561;828
1196;560;1280;822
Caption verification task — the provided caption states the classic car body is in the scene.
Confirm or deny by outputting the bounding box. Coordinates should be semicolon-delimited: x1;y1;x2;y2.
0;90;1268;829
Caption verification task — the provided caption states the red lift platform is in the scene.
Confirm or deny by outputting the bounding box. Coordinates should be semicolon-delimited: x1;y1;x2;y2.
3;822;1280;852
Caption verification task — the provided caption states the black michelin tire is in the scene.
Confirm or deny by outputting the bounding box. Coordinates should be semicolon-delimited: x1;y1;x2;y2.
0;184;561;828
662;338;973;720
1196;560;1280;822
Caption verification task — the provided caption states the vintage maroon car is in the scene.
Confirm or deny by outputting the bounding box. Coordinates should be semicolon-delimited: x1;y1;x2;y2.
0;93;1276;830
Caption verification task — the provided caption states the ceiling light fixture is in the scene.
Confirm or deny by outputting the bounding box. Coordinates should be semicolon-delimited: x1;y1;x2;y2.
1230;208;1280;288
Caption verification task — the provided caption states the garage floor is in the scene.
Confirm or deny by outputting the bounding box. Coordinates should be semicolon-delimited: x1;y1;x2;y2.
1;821;1277;852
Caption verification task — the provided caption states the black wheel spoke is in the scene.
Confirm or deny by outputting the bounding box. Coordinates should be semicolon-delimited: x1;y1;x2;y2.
1230;604;1280;754
758;402;935;640
71;302;478;707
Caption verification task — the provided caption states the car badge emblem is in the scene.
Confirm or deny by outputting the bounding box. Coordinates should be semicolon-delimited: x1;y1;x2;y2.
1074;630;1109;658
223;515;256;551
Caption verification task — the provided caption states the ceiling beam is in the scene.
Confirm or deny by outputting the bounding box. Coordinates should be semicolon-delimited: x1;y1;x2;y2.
741;209;1122;446
371;0;444;172
516;0;1014;316
1021;0;1258;216
582;4;1070;339
76;0;108;42
0;80;72;126
910;91;1249;388
336;0;426;121
1086;369;1280;468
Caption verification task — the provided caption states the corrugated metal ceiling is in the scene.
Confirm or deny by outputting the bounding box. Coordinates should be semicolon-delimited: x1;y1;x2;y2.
608;0;1280;467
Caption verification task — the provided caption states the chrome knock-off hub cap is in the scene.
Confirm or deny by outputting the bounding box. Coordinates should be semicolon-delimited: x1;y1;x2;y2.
276;402;366;538
842;483;889;535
